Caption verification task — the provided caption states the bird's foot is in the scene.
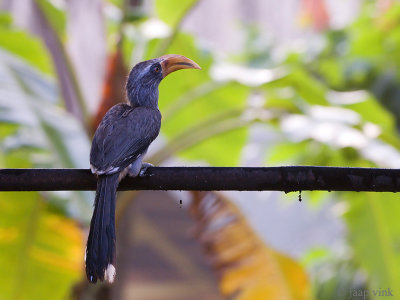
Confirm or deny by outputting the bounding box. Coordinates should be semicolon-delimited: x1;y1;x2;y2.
139;163;154;177
127;160;141;177
127;161;153;177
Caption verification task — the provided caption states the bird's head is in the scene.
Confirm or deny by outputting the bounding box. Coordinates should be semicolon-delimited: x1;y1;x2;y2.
126;54;200;107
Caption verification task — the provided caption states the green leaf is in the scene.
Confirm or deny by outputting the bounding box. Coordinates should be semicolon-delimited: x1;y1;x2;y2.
160;81;250;166
36;0;66;37
0;50;92;220
345;96;394;131
0;12;12;27
0;28;53;75
264;67;328;107
344;192;400;297
342;94;400;150
155;0;199;27
267;141;310;166
0;49;87;300
182;127;247;166
315;58;346;88
287;69;329;105
0;192;83;300
0;50;90;168
148;33;250;165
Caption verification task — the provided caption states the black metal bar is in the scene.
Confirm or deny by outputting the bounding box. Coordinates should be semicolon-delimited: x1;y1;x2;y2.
1;167;400;192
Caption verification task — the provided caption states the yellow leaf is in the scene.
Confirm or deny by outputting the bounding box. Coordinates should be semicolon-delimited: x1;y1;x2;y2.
190;191;314;300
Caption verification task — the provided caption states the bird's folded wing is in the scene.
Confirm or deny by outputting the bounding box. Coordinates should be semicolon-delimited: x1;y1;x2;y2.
90;104;161;174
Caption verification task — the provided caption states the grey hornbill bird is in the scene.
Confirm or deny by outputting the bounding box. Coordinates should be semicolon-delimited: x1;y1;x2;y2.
86;54;200;283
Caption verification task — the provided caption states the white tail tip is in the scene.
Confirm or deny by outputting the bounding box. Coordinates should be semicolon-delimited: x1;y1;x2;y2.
104;264;116;283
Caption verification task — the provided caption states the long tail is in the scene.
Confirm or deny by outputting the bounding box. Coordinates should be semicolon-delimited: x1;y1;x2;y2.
85;173;119;284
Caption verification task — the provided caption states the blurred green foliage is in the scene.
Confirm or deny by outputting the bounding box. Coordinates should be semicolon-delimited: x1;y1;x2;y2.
0;0;400;299
0;14;53;74
0;8;90;299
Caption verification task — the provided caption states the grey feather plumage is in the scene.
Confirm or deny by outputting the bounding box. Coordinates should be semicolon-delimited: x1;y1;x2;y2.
85;54;199;284
90;104;161;175
86;58;163;284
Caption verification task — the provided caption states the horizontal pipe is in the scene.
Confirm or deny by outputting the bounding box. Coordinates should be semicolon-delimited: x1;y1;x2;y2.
0;167;400;192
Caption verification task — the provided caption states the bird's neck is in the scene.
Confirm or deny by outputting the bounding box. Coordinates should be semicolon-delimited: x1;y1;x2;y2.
127;86;159;108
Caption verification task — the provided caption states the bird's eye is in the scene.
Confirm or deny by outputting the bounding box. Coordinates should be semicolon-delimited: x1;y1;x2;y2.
154;66;160;73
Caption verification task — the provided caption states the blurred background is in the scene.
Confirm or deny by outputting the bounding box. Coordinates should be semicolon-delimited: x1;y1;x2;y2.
1;0;400;299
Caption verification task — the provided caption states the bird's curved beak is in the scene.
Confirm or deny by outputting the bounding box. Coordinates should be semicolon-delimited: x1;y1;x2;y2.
160;54;201;78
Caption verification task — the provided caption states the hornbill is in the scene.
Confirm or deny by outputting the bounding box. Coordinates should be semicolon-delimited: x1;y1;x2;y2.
86;55;200;284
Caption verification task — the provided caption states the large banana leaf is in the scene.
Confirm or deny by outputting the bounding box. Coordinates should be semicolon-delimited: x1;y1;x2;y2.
190;192;314;300
0;13;53;74
0;45;90;299
0;191;83;300
0;49;92;217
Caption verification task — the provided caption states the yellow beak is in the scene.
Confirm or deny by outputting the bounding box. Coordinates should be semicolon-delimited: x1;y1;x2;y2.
160;54;201;78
